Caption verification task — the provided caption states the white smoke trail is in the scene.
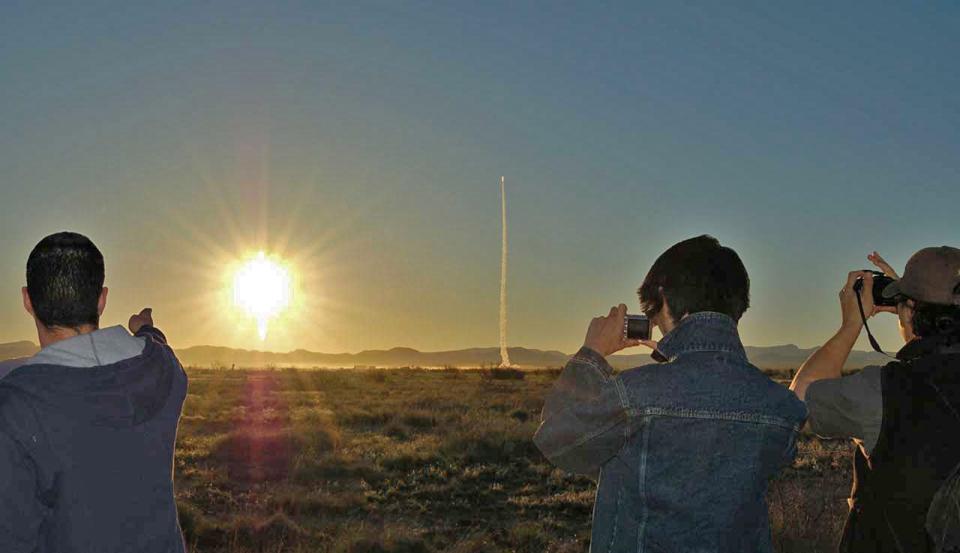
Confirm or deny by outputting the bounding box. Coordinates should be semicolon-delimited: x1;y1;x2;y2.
499;176;512;368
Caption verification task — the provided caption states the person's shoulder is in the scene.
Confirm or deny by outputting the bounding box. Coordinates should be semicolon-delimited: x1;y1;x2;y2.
737;362;809;421
0;358;28;380
805;367;883;413
0;378;43;442
618;359;674;378
715;357;784;391
619;353;732;380
141;330;188;384
856;364;886;386
617;358;691;396
844;365;885;390
857;363;885;374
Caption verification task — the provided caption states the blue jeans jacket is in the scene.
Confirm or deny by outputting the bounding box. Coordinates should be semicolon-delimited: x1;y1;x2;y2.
534;312;807;553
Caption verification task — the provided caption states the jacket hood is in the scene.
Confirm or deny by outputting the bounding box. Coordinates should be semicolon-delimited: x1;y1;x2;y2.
0;338;174;428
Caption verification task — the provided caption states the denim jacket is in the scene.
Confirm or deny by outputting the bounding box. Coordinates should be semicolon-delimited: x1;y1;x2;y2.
534;312;807;553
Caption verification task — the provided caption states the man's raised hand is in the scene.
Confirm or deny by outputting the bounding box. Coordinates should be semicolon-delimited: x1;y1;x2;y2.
583;304;642;357
868;251;900;280
128;308;154;334
840;271;875;331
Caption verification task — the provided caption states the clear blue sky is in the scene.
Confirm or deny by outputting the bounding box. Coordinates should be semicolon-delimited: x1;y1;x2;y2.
1;2;958;353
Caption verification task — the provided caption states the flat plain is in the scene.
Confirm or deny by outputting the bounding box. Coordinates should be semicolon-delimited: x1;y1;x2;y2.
175;367;852;553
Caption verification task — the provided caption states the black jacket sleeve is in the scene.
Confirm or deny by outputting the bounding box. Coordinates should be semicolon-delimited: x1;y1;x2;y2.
135;325;168;345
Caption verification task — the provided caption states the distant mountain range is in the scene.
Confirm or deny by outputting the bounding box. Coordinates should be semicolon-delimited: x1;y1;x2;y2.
0;340;890;371
0;341;40;362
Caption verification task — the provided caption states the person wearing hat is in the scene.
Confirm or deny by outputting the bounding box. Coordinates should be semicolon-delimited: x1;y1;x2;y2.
790;247;960;553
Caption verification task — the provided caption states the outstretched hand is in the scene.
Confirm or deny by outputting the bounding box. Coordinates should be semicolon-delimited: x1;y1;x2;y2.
128;308;154;334
584;304;644;357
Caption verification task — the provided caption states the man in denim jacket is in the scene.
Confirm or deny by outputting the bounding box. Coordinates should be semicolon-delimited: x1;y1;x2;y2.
534;235;807;553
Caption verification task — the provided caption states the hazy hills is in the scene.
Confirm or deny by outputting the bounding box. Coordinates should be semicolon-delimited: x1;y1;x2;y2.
0;341;890;370
0;341;40;362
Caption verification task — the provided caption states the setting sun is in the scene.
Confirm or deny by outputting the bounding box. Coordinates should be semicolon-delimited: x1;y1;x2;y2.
232;252;292;340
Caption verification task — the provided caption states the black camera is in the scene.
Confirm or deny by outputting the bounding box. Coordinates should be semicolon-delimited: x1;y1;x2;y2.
624;314;652;341
853;270;898;307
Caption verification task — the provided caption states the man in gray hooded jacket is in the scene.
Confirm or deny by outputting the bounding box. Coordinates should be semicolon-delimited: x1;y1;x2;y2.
0;231;188;553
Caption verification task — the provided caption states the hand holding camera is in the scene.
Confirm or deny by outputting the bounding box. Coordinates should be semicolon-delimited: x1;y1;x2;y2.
840;252;901;329
840;270;876;331
583;304;655;357
836;252;904;355
853;270;897;308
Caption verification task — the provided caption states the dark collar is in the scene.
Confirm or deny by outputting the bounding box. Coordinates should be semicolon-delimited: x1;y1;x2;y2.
655;312;747;362
896;335;960;362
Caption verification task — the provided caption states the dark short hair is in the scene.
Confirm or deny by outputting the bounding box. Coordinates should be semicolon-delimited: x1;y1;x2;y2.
26;232;105;329
911;301;960;343
638;235;750;322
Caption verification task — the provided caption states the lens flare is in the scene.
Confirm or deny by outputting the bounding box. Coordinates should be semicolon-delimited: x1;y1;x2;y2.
232;252;292;340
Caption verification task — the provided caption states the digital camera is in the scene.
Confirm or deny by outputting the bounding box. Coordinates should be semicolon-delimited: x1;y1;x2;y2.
853;270;898;307
624;314;652;341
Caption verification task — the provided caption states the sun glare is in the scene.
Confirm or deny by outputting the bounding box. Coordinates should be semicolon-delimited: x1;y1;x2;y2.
232;252;292;340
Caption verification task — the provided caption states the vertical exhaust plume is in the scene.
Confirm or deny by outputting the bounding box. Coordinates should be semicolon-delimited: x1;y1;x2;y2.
499;176;512;368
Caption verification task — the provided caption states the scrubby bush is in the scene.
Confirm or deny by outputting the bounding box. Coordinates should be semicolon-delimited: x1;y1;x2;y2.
479;367;526;380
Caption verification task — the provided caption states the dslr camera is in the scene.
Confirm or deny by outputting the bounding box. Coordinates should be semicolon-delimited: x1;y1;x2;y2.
853;270;898;307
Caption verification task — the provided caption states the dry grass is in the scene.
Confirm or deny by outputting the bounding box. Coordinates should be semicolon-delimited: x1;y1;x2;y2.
175;367;853;552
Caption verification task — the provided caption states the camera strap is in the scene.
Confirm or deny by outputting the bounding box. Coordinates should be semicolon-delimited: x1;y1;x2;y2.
855;288;897;359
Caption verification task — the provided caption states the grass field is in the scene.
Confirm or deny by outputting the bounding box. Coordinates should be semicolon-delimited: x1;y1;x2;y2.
175;367;852;553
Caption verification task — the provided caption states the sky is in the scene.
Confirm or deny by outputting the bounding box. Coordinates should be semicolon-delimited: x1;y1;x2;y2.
1;2;958;354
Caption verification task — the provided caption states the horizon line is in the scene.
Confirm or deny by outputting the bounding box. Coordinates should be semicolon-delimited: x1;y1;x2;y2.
0;339;883;356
